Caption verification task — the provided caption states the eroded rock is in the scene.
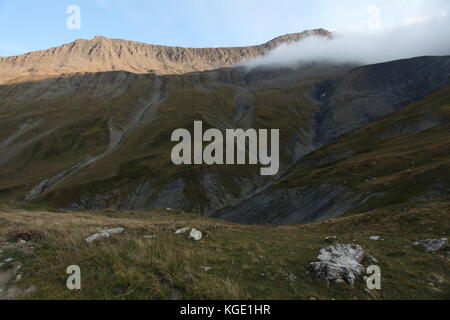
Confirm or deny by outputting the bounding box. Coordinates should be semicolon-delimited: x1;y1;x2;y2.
307;244;365;286
85;227;125;243
412;238;448;252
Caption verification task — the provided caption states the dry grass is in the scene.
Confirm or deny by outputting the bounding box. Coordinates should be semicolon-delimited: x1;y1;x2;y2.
0;200;449;300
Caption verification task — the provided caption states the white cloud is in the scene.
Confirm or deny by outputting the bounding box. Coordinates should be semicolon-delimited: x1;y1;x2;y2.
242;3;450;69
402;16;429;26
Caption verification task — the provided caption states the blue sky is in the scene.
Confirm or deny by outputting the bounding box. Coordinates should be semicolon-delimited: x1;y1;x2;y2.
0;0;448;57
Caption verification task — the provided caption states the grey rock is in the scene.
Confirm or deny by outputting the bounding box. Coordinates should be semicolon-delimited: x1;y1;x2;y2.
85;227;124;243
102;227;125;235
325;236;338;243
175;227;191;234
85;233;110;243
369;236;382;241
308;244;365;286
412;238;448;252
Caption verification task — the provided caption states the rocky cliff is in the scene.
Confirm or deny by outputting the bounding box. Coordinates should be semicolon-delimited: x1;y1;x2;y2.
0;29;331;84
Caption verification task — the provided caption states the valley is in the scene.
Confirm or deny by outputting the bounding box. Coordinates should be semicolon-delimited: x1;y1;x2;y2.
1;0;449;303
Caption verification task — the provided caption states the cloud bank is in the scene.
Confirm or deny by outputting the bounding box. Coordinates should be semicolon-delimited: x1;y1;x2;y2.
242;10;450;69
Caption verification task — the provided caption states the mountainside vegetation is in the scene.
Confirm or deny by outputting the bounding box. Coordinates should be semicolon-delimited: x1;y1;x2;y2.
0;200;449;300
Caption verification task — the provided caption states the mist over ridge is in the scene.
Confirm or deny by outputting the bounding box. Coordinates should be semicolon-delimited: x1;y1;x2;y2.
242;12;450;69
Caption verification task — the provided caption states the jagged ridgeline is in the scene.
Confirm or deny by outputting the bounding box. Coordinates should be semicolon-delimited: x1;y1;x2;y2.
0;30;449;225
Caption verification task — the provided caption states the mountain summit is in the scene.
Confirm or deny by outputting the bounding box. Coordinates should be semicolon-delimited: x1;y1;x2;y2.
0;29;331;84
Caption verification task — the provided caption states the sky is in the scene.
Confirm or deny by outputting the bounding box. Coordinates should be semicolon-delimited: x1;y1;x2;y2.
0;0;449;57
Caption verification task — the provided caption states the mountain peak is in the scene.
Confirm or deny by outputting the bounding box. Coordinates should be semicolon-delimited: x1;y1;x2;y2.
0;29;332;84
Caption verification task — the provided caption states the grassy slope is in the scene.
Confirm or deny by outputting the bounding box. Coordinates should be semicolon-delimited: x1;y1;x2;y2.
39;75;318;211
280;85;450;213
0;200;449;300
0;73;156;200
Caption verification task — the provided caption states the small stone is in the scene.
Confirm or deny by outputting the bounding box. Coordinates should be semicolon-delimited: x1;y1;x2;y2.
365;254;379;264
288;274;298;281
16;274;22;282
143;235;157;239
189;228;202;241
86;227;125;243
309;297;317;300
200;266;213;272
3;258;13;263
85;233;110;243
175;227;191;234
325;236;338;243
102;227;125;235
369;236;382;241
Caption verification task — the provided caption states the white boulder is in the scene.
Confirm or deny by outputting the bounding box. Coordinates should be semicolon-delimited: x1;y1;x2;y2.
308;244;365;286
189;228;202;241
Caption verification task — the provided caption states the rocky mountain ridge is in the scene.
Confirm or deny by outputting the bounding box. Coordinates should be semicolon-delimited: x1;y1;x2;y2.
0;29;331;84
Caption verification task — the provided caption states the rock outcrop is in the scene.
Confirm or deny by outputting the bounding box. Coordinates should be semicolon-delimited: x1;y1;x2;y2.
412;238;448;252
307;244;366;285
